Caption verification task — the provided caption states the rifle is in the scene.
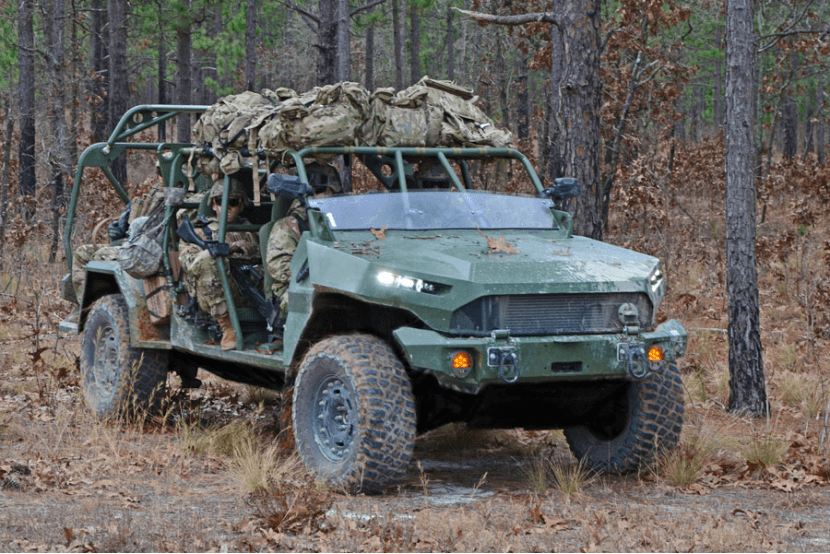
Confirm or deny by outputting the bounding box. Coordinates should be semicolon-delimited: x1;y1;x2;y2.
176;216;230;258
176;216;282;332
228;264;284;332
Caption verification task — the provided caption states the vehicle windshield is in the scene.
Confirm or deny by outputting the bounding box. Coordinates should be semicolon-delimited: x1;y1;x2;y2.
308;191;557;231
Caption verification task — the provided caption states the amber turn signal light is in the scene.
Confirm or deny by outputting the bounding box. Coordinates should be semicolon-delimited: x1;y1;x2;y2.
452;351;473;370
648;345;664;362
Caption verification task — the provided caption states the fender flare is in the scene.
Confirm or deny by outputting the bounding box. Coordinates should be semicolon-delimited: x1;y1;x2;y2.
80;261;170;348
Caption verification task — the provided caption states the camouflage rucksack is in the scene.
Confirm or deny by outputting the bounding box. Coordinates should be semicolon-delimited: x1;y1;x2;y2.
117;185;168;279
192;91;279;175
370;84;442;147
418;77;513;149
286;82;368;150
259;88;318;159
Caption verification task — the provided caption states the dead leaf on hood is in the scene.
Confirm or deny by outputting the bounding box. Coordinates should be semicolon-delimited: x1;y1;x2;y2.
477;228;519;254
370;226;387;239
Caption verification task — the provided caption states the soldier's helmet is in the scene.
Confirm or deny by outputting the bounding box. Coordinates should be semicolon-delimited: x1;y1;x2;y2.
209;178;248;204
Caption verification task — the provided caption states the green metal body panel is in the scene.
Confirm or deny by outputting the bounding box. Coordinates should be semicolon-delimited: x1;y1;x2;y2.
61;104;687;402
82;261;170;348
392;319;686;393
299;230;665;331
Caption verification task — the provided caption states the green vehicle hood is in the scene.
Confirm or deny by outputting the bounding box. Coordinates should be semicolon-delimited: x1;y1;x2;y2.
305;230;663;331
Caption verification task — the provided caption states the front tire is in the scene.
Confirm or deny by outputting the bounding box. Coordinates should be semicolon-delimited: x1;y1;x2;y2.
293;334;416;493
564;363;684;474
80;294;168;420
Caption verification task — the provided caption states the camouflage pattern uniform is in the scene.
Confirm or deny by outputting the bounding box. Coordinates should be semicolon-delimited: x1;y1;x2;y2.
266;200;307;313
179;181;259;317
72;244;120;301
179;217;258;317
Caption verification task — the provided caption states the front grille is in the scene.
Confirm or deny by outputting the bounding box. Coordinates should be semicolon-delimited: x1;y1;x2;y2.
450;293;653;336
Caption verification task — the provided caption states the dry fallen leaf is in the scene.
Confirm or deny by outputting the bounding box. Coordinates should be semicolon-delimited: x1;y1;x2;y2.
477;228;519;254
370;226;387;239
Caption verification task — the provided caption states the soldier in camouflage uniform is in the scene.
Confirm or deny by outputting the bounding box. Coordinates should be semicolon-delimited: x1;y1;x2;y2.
180;179;258;350
70;200;141;305
266;164;342;317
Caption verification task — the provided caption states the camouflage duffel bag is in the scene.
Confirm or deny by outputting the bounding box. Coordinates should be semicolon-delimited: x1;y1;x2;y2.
370;85;442;147
117;233;163;279
417;76;513;148
287;102;360;150
194;91;280;174
117;192;167;279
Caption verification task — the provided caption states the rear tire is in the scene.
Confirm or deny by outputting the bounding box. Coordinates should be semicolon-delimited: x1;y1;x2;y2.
293;334;416;493
80;294;168;420
564;363;684;474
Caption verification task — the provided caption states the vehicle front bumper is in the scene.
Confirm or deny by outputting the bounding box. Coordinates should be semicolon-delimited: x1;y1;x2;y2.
393;319;687;394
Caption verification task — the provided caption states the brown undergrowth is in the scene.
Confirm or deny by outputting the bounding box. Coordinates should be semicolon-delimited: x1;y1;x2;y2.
1;141;830;551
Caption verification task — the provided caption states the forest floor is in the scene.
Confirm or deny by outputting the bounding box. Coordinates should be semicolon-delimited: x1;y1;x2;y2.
2;143;830;551
1;356;829;552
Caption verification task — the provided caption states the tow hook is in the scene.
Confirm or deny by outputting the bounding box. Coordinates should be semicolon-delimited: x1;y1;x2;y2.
488;347;519;384
618;342;649;380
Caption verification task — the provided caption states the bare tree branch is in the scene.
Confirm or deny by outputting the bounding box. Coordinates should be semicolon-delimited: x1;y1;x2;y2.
282;0;318;32
451;7;559;28
758;28;830;52
351;0;386;17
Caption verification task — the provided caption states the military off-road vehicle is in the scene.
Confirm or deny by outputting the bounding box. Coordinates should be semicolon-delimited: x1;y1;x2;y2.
62;105;686;493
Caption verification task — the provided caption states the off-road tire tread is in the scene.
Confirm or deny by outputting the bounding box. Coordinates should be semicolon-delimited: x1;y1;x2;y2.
293;333;416;493
80;294;168;420
564;363;684;474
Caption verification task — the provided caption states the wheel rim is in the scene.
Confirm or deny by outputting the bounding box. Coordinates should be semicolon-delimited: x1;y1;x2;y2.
90;323;119;398
312;375;356;462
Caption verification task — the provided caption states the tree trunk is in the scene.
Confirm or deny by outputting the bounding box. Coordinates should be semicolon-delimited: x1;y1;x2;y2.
335;0;350;81
245;0;258;91
446;5;454;81
802;87;814;162
725;0;766;416
365;16;375;90
392;0;404;89
90;0;110;143
158;1;168;142
546;13;566;185
556;0;602;240
782;89;797;159
409;1;420;85
176;0;193;142
44;0;73;262
109;0;129;184
517;54;529;141
317;0;336;85
69;0;81;163
460;0;468;83
283;4;294;89
688;89;698;141
18;0;36;214
0;104;12;262
496;32;510;131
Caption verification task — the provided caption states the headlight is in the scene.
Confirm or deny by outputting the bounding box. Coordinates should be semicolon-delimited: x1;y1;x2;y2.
376;270;439;294
649;266;664;293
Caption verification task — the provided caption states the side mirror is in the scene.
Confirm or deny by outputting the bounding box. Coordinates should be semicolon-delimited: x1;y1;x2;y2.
266;173;313;201
544;177;580;201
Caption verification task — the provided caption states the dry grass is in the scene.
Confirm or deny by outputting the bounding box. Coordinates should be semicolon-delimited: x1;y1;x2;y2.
741;433;788;469
2;144;830;550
